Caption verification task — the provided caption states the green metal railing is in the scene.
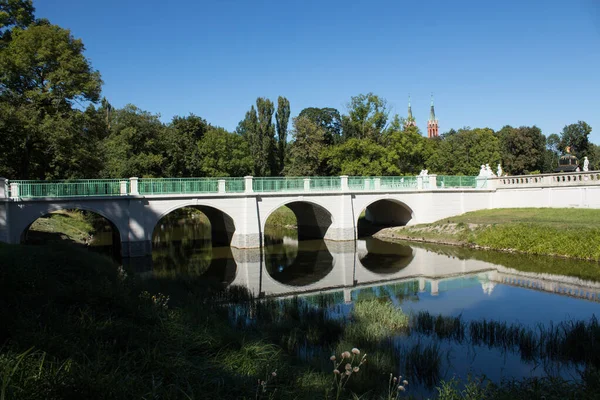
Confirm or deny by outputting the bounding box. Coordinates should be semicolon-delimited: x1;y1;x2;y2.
138;178;219;195
253;177;305;192
8;179;126;198
437;175;479;188
5;175;483;198
310;177;341;191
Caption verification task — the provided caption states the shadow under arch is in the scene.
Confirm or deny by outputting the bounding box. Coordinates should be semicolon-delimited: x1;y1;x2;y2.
153;204;236;247
20;208;122;260
357;237;414;275
264;201;334;241
357;198;414;238
264;239;334;287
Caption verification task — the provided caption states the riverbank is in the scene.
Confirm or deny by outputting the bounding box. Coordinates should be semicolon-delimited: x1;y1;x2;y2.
374;208;600;262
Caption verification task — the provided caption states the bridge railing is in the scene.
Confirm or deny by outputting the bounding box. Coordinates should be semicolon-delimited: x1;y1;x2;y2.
5;175;488;199
493;170;600;188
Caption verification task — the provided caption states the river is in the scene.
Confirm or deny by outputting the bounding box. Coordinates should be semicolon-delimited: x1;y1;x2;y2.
96;219;600;397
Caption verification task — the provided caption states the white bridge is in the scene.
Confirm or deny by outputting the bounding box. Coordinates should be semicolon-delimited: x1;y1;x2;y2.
1;172;600;257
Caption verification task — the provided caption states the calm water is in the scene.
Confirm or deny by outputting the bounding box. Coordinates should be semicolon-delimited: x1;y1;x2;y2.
125;221;600;397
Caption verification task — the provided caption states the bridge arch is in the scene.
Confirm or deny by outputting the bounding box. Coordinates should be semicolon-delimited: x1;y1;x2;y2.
17;204;123;258
152;203;237;248
262;200;335;241
356;198;414;238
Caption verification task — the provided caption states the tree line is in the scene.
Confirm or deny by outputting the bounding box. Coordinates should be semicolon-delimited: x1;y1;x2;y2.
1;1;597;180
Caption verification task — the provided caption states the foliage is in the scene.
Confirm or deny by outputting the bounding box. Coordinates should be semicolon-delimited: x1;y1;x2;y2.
196;127;253;177
342;93;390;141
276;96;290;176
285;116;327;176
559;120;592;160
298;107;342;145
324;138;395;176
497;125;546;174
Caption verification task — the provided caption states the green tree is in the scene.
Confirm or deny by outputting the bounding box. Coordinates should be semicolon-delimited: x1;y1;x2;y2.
275;96;290;175
0;18;102;178
238;98;276;176
163;114;209;177
0;0;35;45
324;138;395;176
559;121;592;160
285;116;326;176
341;93;389;141
101;105;166;178
197;128;252;177
384;126;432;175
498;125;546;174
298;107;342;145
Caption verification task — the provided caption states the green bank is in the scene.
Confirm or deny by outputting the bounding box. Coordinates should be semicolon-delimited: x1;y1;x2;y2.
375;208;600;262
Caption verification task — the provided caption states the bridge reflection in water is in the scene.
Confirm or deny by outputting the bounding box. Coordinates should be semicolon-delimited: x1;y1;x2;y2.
158;237;600;305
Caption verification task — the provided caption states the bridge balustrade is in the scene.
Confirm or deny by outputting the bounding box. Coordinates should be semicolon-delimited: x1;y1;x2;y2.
3;174;488;199
495;171;600;188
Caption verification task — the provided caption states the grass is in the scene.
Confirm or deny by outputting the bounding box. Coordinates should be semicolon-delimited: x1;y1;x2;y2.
25;210;98;245
265;206;297;228
377;208;600;261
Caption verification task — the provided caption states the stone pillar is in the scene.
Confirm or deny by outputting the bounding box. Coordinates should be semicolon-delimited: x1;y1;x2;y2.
244;176;254;193
304;178;310;191
9;182;19;199
374;177;381;190
430;280;439;296
340;175;349;191
218;179;226;193
129;177;139;195
485;177;497;190
428;174;437;189
476;176;487;189
417;176;423;190
0;178;7;198
119;180;128;195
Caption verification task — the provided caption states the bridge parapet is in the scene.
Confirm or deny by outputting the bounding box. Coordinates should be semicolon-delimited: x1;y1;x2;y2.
493;171;600;189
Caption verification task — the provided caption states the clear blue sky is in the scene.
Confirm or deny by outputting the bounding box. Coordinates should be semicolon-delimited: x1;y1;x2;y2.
37;0;600;143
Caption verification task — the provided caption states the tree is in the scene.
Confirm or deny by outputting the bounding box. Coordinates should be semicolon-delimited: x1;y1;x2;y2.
0;18;102;178
341;93;390;141
101;105;167;178
498;125;546;174
237;98;276;176
384;126;433;175
298;107;342;145
285;117;326;176
163;114;209;177
275;96;290;175
559;121;592;160
197;128;252;177
324;138;395;176
0;0;35;45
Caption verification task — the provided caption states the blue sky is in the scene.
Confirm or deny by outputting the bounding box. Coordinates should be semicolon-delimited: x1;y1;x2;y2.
36;0;600;143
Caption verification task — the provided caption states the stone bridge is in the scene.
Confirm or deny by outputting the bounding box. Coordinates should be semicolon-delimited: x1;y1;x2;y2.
1;172;599;257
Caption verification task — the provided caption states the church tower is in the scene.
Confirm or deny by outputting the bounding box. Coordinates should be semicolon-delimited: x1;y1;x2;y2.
404;95;416;128
427;95;439;138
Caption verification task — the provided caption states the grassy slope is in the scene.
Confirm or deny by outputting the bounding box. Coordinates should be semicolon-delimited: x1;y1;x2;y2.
376;208;600;261
26;210;96;244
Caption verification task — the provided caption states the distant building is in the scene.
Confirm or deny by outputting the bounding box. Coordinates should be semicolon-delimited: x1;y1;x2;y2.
427;96;439;138
404;96;417;129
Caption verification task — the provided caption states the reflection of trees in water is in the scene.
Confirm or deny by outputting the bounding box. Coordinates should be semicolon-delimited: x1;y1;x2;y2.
265;240;334;287
359;238;414;274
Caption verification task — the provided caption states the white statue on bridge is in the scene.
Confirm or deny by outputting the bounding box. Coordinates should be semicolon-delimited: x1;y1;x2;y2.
584;157;589;172
419;169;429;177
485;164;496;177
497;163;503;177
478;165;486;177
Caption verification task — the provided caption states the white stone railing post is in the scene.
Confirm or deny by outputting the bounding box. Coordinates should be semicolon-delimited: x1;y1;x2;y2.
9;182;19;199
244;176;254;193
129;177;139;195
340;175;349;191
303;178;310;191
0;178;7;198
428;174;437;189
486;177;497;190
417;176;423;190
119;180;128;195
374;177;381;190
218;179;226;193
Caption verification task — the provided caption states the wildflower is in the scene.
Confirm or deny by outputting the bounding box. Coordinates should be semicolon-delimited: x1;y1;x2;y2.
353;367;359;372
345;371;351;376
272;371;277;377
403;380;408;385
393;377;398;382
330;355;336;361
345;363;352;371
342;351;351;359
333;369;340;375
398;386;405;392
352;348;360;355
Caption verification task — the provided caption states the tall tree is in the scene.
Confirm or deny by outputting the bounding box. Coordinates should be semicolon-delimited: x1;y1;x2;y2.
498;125;546;174
285;116;326;176
164;114;209;177
559;121;592;160
256;97;275;176
275;96;290;175
298;107;342;145
0;0;35;45
0;18;102;178
236;105;260;175
197;127;252;177
341;93;389;141
324;138;394;176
